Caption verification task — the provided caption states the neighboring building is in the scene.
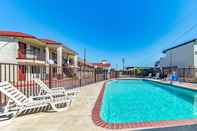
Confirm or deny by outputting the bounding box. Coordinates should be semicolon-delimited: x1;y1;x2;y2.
159;39;197;68
0;31;78;81
125;66;154;76
92;60;111;70
126;66;153;70
154;60;160;68
78;57;95;69
76;59;111;80
92;60;111;80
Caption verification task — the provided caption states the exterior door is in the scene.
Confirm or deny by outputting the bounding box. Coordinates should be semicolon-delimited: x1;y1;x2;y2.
18;42;26;59
18;65;26;81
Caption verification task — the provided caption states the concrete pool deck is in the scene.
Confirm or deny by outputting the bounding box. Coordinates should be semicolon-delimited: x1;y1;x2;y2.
1;79;197;131
0;81;122;131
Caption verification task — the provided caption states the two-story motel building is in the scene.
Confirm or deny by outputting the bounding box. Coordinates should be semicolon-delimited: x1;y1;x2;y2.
0;31;78;81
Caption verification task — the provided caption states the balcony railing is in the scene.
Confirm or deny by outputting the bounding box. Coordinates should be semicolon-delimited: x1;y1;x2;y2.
17;49;45;61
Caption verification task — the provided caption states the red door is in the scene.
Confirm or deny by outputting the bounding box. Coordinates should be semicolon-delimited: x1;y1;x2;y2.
18;65;26;81
18;42;26;59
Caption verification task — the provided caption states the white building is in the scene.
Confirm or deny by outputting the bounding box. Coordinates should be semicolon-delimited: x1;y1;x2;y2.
159;39;197;68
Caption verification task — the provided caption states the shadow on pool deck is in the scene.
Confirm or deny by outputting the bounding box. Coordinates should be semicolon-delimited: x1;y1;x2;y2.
141;125;197;131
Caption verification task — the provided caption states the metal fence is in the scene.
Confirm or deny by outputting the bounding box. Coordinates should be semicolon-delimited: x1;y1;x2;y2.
110;68;197;83
110;69;153;78
162;68;197;82
0;63;109;106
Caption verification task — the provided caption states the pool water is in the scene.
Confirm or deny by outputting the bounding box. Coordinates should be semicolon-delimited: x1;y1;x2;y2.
100;79;197;123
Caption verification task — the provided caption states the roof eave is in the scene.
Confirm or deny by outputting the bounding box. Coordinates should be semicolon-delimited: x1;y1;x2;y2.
163;39;197;53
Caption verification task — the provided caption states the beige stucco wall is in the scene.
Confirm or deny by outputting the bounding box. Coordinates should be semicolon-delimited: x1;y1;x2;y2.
0;37;18;81
0;37;18;64
160;42;194;68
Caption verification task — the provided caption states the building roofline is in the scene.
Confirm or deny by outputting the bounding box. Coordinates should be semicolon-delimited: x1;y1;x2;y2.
0;31;36;38
0;31;78;55
126;66;153;69
162;39;197;53
63;45;78;55
39;39;61;45
39;38;78;55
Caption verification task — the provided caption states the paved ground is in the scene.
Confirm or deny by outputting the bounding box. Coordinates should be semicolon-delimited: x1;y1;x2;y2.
0;81;110;131
0;80;197;131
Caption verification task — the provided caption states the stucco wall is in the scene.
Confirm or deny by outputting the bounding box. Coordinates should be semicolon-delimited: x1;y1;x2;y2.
194;44;197;68
0;37;18;81
160;42;194;68
0;37;18;64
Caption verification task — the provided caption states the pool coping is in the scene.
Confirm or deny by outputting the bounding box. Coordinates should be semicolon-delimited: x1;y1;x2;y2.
91;79;197;130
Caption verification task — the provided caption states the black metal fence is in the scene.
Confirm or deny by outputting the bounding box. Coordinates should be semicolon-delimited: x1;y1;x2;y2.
110;69;154;78
110;68;197;83
162;68;197;82
0;63;109;106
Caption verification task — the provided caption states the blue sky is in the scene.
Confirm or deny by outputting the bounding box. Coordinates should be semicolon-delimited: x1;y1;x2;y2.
0;0;197;68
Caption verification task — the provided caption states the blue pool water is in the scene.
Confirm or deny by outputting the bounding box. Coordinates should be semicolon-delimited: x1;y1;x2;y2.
100;79;197;123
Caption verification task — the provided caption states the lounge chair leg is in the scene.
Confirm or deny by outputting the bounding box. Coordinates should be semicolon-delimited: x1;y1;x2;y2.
50;102;68;112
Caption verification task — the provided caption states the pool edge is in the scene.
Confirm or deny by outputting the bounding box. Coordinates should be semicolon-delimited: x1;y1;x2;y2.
91;79;197;130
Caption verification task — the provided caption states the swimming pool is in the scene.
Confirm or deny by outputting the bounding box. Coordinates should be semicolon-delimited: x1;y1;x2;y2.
92;79;197;129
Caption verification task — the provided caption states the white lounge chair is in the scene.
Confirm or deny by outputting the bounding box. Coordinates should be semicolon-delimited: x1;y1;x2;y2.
65;87;80;96
0;81;70;120
34;78;79;100
147;73;152;78
154;73;160;79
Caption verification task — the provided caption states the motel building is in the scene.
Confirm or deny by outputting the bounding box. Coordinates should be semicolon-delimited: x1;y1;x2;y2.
0;31;78;82
158;39;197;79
77;58;95;84
92;60;111;80
76;59;111;82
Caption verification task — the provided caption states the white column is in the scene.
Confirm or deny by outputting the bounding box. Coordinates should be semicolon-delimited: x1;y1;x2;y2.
45;47;50;75
57;46;63;74
57;46;63;67
67;56;70;65
74;55;78;68
45;47;50;63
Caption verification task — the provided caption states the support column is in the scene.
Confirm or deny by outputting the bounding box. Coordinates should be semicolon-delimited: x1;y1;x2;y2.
45;47;50;63
67;56;70;65
57;46;63;75
74;55;78;68
45;47;50;76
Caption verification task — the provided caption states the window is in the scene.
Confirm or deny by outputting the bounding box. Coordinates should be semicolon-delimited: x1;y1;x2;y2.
29;46;40;56
26;46;41;59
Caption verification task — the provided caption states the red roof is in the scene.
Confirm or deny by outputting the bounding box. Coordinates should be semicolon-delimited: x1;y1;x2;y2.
93;63;111;68
0;31;36;38
40;39;61;45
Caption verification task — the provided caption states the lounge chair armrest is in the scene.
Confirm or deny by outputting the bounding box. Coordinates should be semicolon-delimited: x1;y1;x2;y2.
29;94;52;101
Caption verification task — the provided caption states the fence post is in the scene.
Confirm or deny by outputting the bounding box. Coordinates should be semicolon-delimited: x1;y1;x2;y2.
94;68;97;83
49;64;52;89
183;68;185;82
103;70;105;80
79;66;82;87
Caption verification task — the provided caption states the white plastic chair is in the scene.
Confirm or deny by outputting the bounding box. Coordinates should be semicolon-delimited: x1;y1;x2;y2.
34;78;79;100
0;81;69;120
